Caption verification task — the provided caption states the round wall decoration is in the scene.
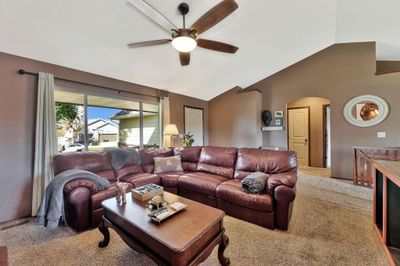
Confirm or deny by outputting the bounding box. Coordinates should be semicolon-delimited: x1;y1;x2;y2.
343;95;389;127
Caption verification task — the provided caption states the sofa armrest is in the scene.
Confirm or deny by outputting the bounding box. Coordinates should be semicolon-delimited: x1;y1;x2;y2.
267;171;297;194
64;187;91;231
63;179;100;195
274;185;296;230
267;171;297;230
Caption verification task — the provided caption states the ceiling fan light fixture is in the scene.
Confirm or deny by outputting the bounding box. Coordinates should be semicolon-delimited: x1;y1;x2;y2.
172;36;197;52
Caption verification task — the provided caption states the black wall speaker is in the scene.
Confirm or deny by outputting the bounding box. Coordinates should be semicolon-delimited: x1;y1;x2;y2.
261;110;272;126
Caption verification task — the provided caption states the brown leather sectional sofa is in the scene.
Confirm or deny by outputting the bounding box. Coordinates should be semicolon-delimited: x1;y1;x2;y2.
54;146;298;232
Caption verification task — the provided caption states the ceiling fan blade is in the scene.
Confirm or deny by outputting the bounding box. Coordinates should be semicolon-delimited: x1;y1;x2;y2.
197;39;238;53
127;0;177;34
180;52;190;66
127;39;171;48
190;0;238;34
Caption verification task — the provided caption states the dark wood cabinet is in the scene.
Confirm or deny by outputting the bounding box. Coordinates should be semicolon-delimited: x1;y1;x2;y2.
373;160;400;265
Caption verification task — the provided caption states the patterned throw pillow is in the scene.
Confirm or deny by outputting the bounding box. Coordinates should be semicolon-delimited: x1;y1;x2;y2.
153;155;184;174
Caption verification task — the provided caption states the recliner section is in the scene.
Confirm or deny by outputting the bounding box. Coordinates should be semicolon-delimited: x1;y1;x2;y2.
55;146;298;232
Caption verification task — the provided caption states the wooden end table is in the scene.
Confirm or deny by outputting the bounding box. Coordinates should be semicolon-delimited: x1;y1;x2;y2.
98;191;230;266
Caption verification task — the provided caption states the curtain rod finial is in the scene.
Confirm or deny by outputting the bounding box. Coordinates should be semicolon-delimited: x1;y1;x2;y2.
18;69;26;74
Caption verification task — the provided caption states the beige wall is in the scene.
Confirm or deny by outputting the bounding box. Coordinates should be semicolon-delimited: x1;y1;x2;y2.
209;87;262;148
287;97;330;167
246;42;400;179
0;52;205;223
376;60;400;75
169;92;209;145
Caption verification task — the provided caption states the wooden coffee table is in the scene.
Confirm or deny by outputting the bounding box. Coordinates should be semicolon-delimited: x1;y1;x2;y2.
98;191;230;266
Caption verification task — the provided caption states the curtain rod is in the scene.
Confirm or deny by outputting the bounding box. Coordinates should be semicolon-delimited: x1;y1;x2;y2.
18;69;160;99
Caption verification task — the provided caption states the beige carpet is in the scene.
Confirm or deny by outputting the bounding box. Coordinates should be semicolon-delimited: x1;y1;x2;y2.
0;179;388;266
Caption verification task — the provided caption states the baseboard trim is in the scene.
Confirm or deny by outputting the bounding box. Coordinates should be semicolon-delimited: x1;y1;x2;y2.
0;217;29;231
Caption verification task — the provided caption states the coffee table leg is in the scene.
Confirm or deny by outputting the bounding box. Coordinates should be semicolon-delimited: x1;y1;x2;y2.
98;217;110;248
218;233;230;266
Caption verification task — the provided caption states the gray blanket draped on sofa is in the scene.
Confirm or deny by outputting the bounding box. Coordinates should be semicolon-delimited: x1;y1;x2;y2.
36;169;109;229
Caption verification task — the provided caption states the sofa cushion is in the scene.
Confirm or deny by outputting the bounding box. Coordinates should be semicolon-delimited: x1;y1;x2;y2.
216;179;273;212
178;172;230;196
196;146;237;178
139;148;174;173
121;173;161;188
158;171;185;188
154;155;183;174
113;164;144;180
174;146;202;171
234;148;297;179
53;151;116;182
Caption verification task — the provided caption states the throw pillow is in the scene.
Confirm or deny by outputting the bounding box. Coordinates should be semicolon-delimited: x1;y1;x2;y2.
153;155;183;174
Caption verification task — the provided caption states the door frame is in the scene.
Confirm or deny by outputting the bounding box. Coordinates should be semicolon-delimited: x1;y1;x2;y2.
322;104;331;168
287;106;311;167
183;105;205;146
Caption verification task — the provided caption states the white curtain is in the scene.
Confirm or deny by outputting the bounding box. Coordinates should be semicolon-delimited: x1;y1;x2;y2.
161;97;171;148
31;73;58;216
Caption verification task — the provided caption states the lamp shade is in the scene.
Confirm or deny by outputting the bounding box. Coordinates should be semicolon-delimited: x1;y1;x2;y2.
163;124;179;135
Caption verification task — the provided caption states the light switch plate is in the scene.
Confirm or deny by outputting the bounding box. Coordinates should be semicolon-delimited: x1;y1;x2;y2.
377;132;386;138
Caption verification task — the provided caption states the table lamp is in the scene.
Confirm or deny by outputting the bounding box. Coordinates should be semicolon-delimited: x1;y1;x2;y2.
163;124;179;147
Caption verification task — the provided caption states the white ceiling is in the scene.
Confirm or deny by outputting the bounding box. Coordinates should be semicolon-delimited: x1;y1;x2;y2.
0;0;398;100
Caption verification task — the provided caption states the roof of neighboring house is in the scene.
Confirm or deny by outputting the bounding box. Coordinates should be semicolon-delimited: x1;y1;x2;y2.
96;123;117;130
88;118;118;127
111;110;157;120
88;118;118;134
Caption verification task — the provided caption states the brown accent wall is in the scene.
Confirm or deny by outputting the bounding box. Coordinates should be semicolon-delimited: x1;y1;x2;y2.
376;60;400;75
168;92;209;145
246;42;400;179
208;87;262;148
287;97;330;167
0;52;206;223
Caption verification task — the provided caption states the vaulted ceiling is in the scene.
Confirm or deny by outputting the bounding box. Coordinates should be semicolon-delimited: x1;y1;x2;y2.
1;0;399;100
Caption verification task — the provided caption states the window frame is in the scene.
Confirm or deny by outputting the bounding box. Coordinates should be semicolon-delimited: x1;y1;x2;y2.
55;87;162;151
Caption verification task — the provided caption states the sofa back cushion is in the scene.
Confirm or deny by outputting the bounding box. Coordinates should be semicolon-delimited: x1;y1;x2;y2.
105;148;143;180
53;151;116;181
139;148;174;173
196;146;237;178
112;159;143;180
234;148;297;179
173;146;202;172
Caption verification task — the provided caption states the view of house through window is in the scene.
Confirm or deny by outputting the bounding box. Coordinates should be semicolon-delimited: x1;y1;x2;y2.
55;90;160;153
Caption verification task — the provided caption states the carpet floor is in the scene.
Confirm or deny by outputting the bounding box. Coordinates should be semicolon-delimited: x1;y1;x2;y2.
0;177;388;266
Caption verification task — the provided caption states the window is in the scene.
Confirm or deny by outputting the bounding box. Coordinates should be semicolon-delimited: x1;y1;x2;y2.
55;90;161;153
143;103;161;148
55;91;85;153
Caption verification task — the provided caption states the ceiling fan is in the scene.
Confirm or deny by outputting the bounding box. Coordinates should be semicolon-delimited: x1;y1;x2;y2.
127;0;239;66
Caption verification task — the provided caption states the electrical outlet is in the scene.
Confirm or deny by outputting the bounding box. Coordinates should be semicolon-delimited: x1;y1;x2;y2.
377;132;386;138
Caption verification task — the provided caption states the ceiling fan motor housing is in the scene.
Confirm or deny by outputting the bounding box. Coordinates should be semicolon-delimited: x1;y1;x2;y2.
172;28;197;39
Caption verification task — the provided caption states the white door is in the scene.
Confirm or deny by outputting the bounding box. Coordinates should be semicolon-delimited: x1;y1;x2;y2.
184;106;204;146
288;108;309;166
325;106;331;168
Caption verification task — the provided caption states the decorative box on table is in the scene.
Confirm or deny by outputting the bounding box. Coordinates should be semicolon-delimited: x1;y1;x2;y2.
131;183;163;201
